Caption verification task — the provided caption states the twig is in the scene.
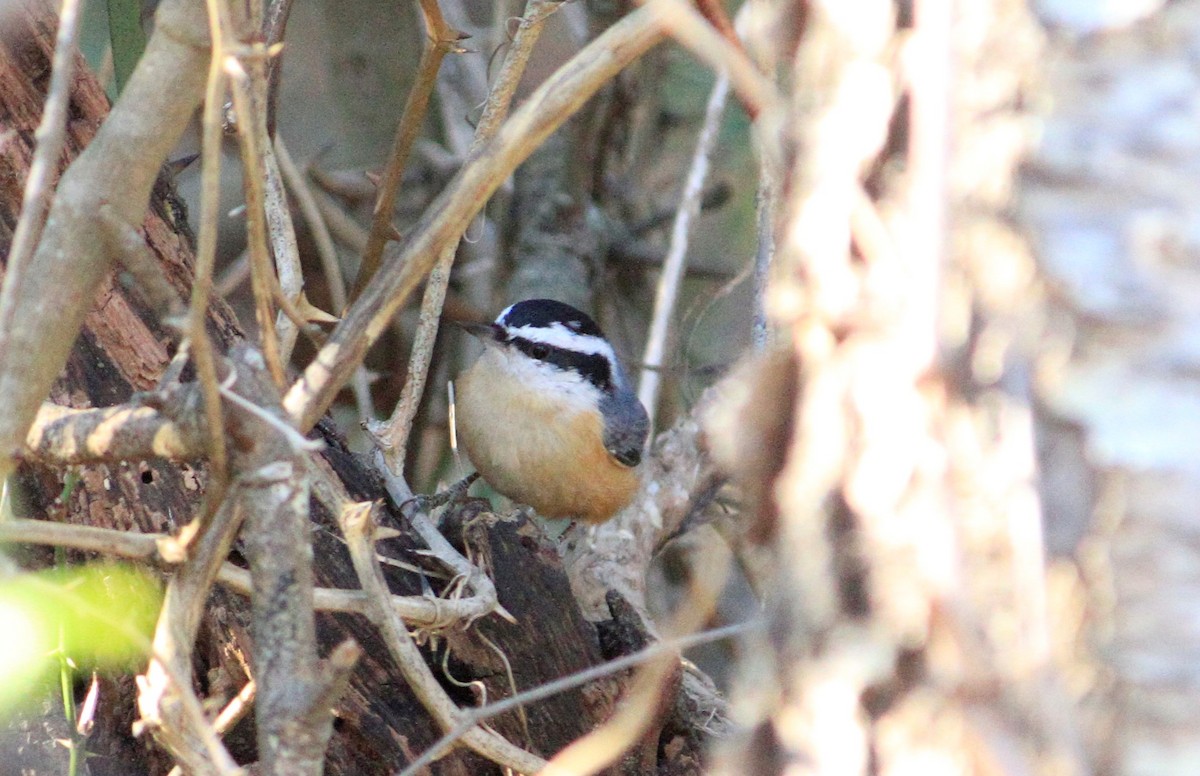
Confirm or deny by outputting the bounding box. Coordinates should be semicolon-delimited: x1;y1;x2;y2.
0;515;499;626
636;0;782;121
373;0;559;476
138;499;247;774
0;517;162;559
397;621;753;776
276;137;378;420
340;502;547;773
165;682;257;776
276;137;347;313
246;0;303;361
226;53;287;386
188;0;233;502
215;249;251;297
347;0;463;304
262;117;303;363
0;0;85;351
262;0;295;136
213;680;257;734
284;4;667;431
637;72;730;433
308;181;369;253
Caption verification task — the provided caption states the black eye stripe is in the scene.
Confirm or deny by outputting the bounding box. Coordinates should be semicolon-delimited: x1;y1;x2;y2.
509;336;613;392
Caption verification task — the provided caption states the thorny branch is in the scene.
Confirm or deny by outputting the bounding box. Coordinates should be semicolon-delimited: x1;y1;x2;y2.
284;3;667;431
341;502;547;773
372;0;560;478
0;0;762;772
348;0;464;304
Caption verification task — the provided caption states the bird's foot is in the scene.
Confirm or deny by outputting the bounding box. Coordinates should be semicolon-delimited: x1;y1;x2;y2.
400;472;480;518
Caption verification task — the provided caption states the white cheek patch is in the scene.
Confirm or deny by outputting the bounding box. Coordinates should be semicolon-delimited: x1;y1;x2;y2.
488;348;601;413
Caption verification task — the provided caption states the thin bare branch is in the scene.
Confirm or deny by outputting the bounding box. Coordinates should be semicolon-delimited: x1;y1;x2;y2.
398;621;753;776
262;0;295;136
0;517;162;560
0;513;502;627
188;0;233;495
0;0;85;349
347;0;463;304
166;681;258;776
637;0;782;121
276;137;380;420
263;122;303;362
276;136;347;312
227;53;288;386
138;498;247;775
284;5;667;431
340;502;547;773
637;72;729;432
308;180;369;253
373;0;559;477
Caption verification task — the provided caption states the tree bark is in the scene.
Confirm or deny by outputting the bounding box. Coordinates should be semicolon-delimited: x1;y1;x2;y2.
1023;3;1200;774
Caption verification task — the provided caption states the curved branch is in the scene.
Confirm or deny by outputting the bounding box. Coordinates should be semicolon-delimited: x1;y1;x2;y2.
283;5;667;431
0;0;211;482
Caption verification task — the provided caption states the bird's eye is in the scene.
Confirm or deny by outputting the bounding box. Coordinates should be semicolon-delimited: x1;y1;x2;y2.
529;343;550;360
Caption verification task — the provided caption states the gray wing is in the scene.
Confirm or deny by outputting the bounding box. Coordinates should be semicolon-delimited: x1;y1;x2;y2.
600;386;649;467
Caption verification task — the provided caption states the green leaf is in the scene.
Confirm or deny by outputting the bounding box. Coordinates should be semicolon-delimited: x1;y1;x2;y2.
0;563;162;716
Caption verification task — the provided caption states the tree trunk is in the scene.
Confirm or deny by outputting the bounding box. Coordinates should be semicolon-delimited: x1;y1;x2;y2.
1023;3;1200;774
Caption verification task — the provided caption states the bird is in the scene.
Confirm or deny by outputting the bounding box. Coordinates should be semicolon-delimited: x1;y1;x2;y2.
455;299;650;524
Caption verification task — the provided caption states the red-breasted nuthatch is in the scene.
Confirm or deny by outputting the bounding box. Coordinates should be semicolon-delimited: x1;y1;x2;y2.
456;299;650;524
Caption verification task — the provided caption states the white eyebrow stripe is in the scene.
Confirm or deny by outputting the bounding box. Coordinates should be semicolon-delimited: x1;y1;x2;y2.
507;323;616;361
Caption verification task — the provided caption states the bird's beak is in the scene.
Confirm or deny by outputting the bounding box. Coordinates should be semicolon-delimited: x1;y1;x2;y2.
454;320;498;341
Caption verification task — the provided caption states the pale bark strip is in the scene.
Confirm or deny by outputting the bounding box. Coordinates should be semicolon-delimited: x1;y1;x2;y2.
24;401;205;464
0;0;210;481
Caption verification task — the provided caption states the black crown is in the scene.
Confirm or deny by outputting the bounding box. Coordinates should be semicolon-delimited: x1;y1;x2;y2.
498;299;604;338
